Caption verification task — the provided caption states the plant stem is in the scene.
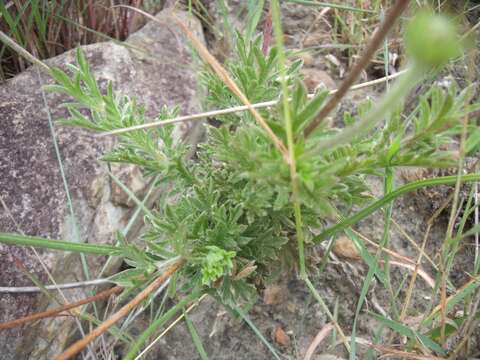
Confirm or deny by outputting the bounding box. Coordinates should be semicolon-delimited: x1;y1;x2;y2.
349;166;396;358
0;286;122;330
56;258;184;360
304;277;350;351
124;291;201;360
314;174;480;243
0;278;112;293
440;103;470;342
0;30;50;72
382;167;399;318
0;232;123;256
271;0;305;276
236;307;282;360
271;1;350;352
310;65;423;153
303;0;410;137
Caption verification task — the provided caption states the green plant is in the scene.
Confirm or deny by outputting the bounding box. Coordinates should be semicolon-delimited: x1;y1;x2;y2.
2;4;480;359
0;0;159;80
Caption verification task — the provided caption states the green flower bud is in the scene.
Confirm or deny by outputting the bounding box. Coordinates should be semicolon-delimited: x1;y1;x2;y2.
405;11;462;67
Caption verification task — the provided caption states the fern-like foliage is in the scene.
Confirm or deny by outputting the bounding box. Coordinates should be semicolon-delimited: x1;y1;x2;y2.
48;31;479;307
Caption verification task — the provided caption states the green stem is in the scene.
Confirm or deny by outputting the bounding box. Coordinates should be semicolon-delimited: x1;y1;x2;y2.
124;291;201;360
311;66;423;153
271;0;306;277
304;277;351;352
348;166;395;358
314;174;480;243
236;307;282;360
0;232;123;256
271;2;349;352
382;167;399;318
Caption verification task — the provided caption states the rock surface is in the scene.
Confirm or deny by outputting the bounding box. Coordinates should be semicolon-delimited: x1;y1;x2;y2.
0;9;204;360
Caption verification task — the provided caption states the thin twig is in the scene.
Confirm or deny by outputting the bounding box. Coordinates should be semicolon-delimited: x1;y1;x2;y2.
391;218;438;270
400;223;433;322
387;260;435;288
475;176;479;271
303;0;410;137
115;5;289;162
349;230;434;288
425;274;480;322
0;30;50;72
351;228;415;265
134;293;208;360
0;278;112;293
173;14;290;163
0;286;122;330
371;344;446;360
303;323;334;360
440;98;471;342
96;69;407;137
56;258;184;360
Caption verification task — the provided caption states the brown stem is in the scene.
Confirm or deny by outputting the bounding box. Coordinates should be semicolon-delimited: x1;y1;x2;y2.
304;0;410;137
0;286;123;330
173;15;290;164
262;7;273;56
56;258;185;360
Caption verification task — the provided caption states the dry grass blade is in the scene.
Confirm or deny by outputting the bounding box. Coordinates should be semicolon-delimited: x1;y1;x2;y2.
134;293;208;360
0;29;50;72
95;69;407;137
388;260;435;289
391;219;438;270
96;99;280;136
303;322;334;360
0;286;123;330
348;229;434;287
427;274;480;320
351;229;415;265
0;278;112;293
114;5;289;162
440;101;472;341
400;222;434;321
171;14;290;164
56;258;185;360
372;344;446;360
304;0;410;137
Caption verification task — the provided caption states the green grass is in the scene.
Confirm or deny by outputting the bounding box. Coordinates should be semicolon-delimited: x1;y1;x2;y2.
0;0;161;80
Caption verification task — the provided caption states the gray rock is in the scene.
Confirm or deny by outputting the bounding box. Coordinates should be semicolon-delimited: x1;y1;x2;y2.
0;9;204;360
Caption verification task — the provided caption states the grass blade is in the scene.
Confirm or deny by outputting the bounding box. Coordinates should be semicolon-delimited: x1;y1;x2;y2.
236;307;281;360
245;0;265;43
315;174;480;243
184;311;209;360
0;232;123;256
124;291;201;360
370;312;445;355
